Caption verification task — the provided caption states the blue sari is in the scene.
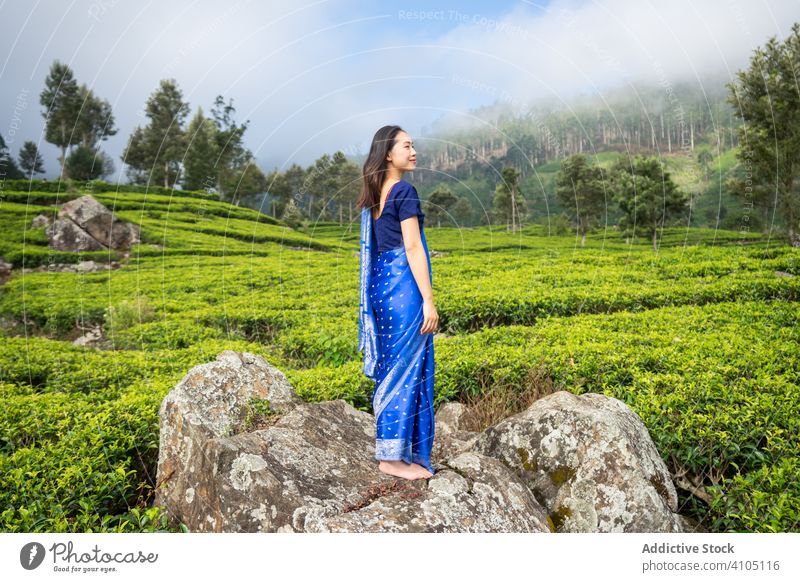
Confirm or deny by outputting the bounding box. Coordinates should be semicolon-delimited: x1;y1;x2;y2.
359;207;436;475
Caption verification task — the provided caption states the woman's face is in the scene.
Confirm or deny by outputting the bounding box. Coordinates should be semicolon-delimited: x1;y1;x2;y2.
387;132;417;171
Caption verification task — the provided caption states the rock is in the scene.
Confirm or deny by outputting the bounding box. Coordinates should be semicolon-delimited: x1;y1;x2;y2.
774;270;795;278
470;390;686;532
72;324;105;347
172;399;378;533
48;218;107;251
31;213;52;228
155;351;551;533
0;258;12;284
20;261;120;274
75;260;101;273
307;452;551;532
435;401;468;435
155;351;303;530
48;195;140;251
432;402;480;461
155;354;687;533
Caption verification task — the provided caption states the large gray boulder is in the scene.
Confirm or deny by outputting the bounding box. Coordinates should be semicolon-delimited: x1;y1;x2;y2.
154;351;550;533
471;390;686;532
155;351;690;533
48;218;107;251
48;195;140;251
155;351;301;528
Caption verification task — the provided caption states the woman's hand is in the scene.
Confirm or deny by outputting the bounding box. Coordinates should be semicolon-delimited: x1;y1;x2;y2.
420;299;439;335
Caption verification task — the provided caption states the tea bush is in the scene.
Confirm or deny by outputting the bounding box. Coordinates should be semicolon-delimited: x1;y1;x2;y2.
1;184;797;533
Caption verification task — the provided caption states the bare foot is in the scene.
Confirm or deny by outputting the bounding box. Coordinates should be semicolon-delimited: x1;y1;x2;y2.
378;460;430;480
409;462;434;479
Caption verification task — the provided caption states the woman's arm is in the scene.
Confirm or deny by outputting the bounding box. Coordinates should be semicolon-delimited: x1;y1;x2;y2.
401;216;439;334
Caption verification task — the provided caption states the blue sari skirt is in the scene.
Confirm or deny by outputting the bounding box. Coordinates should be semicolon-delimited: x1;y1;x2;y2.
358;208;436;475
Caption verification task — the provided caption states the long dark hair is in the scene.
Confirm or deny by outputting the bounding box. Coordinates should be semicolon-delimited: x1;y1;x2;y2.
356;125;405;211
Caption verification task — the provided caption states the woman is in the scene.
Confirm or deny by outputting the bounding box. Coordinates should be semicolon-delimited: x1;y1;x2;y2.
357;125;439;481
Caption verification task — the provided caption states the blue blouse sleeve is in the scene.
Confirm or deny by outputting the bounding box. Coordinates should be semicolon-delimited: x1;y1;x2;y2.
395;183;423;221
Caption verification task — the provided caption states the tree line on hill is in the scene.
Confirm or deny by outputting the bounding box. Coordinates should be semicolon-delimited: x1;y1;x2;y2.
0;22;797;245
420;23;800;248
419;81;739;185
0;61;267;205
415;155;684;251
0;59;367;217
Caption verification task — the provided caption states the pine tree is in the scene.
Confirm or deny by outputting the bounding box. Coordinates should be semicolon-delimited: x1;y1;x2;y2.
611;155;688;251
329;151;360;224
555;154;607;246
0;134;23;180
18;141;45;177
264;169;291;219
726;22;800;245
122;79;189;188
427;184;458;228
182;107;220;191
65;145;113;181
492;166;526;231
39;60;80;180
74;84;117;149
210;95;251;201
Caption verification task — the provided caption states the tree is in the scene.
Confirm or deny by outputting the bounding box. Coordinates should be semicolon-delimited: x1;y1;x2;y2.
555;153;607;246
492;166;526;231
230;155;268;203
264;169;291;219
451;197;474;226
182;107;220;191
74;84;117;149
611;155;688;251
40;61;117;182
65;144;114;181
281;197;304;228
328;151;360;224
303;153;336;220
272;163;307;220
0;134;23;180
18;141;45;177
40;60;80;180
724;163;773;231
122;79;190;188
726;21;800;246
121;127;148;185
262;153;359;223
210;95;251;201
426;184;459;227
696;148;713;183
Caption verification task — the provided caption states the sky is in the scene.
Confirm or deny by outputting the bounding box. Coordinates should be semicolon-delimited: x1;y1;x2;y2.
1;0;799;179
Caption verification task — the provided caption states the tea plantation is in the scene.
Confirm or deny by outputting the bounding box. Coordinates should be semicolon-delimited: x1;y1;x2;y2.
1;184;798;532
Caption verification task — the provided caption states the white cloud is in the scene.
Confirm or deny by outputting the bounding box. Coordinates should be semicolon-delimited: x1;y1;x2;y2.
415;0;800;130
